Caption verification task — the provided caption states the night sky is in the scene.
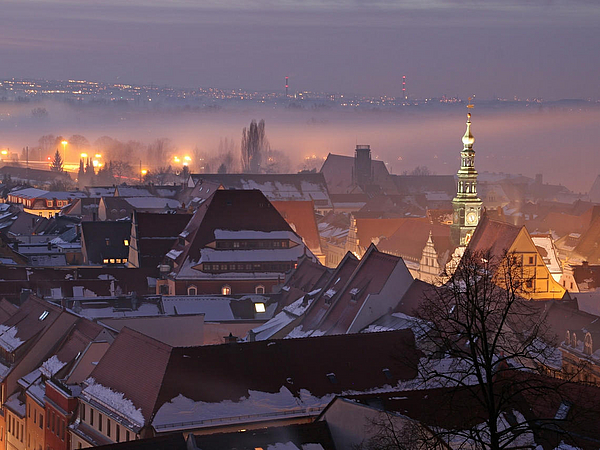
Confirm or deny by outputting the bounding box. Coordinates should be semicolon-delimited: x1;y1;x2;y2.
1;0;599;100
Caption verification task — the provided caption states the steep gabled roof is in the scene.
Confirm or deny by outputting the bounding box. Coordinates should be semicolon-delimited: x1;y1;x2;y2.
152;330;419;430
299;252;360;332
271;200;322;253
189;173;331;207
168;190;297;273
0;294;63;353
467;215;522;259
573;216;600;264
81;221;131;264
313;245;411;335
378;218;452;263
279;257;332;310
133;212;191;269
86;327;173;424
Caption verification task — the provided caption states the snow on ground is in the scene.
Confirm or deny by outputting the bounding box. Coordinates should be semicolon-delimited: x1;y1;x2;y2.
83;378;144;427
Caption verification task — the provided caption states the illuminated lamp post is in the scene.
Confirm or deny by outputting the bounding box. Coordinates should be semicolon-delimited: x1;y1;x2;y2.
61;140;68;164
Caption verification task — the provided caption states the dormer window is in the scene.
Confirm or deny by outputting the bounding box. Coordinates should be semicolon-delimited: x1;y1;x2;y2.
187;285;197;295
221;285;231;295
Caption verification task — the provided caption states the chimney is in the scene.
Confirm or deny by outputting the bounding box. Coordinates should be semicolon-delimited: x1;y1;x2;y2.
224;332;238;344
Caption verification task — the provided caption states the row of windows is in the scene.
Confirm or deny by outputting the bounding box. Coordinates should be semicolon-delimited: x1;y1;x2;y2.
27;402;44;429
47;408;65;441
215;240;290;249
80;403;131;443
186;285;265;296
7;412;24;443
202;262;294;273
105;239;129;246
103;258;128;264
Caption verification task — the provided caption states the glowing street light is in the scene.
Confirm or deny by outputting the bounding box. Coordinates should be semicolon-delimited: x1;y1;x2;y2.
61;140;68;163
95;154;102;159
173;156;181;163
141;169;148;176
80;153;88;158
1;150;8;156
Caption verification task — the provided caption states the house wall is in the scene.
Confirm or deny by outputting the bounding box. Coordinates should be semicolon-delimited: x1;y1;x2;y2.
166;279;280;296
508;230;566;300
5;409;25;450
73;400;137;448
44;403;68;450
318;398;429;450
25;395;45;450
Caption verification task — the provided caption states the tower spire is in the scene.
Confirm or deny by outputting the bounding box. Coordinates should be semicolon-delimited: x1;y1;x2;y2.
450;98;482;247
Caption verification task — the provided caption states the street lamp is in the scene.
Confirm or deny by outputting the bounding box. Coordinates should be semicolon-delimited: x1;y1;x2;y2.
61;140;68;164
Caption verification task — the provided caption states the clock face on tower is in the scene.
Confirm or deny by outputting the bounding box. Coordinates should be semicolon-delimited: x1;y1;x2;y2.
466;211;478;225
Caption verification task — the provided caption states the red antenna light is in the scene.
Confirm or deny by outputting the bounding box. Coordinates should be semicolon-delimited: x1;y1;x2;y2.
285;76;289;97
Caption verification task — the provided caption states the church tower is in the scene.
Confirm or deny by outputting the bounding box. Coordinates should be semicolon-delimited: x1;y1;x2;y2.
450;111;482;247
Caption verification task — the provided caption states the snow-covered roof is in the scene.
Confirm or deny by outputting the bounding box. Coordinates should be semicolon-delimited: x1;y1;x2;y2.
0;324;24;352
152;387;333;432
83;377;145;429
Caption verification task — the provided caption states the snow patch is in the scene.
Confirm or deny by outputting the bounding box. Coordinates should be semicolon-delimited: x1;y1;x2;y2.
40;355;66;378
83;378;144;427
0;324;24;352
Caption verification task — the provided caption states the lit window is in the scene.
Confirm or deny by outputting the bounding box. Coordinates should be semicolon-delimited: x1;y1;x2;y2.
123;240;129;246
123;258;127;263
103;259;109;264
254;302;266;313
116;259;121;264
109;259;115;264
221;285;231;295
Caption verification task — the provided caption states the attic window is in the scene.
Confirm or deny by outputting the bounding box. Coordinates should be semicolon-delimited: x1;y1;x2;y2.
39;311;49;321
326;373;337;384
123;239;129;246
254;302;266;313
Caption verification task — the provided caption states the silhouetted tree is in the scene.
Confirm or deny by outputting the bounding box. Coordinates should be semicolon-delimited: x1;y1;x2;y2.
217;163;227;174
38;134;56;160
50;149;63;172
241;119;268;173
111;160;132;182
412;248;565;450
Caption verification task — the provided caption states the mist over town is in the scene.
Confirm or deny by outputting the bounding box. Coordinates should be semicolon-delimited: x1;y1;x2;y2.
0;1;599;450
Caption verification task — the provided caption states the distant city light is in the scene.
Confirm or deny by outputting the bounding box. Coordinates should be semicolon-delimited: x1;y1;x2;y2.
80;153;88;158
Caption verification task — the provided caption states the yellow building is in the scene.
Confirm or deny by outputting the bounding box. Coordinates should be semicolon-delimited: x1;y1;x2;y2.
467;215;566;300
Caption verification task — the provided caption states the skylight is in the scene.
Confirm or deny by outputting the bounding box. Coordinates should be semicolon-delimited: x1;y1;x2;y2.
254;302;266;313
39;310;49;321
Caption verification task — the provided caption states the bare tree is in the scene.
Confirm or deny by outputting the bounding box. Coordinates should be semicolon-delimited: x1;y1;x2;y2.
110;160;133;182
241;119;268;173
38;134;56;161
68;135;90;153
411;248;570;450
